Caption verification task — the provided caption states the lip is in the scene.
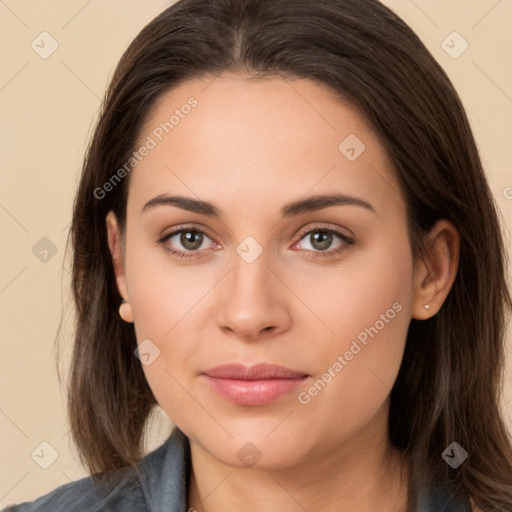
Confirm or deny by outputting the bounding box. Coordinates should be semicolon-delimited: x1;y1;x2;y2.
201;363;310;406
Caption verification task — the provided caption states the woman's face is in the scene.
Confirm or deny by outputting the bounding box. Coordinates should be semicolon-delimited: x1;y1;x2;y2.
109;73;418;469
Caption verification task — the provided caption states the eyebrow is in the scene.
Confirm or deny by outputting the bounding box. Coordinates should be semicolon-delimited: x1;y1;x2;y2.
141;193;376;217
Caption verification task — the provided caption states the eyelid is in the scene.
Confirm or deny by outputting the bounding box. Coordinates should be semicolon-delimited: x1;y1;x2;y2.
294;222;354;242
158;222;218;243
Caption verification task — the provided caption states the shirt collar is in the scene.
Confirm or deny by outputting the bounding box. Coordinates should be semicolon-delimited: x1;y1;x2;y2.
137;427;191;512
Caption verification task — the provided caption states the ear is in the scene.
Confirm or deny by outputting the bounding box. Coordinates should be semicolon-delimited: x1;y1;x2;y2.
411;219;460;320
106;211;130;303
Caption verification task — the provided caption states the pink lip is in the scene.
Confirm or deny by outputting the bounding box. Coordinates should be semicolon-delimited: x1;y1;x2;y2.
201;363;310;406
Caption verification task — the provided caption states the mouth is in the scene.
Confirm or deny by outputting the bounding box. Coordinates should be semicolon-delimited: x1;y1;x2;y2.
201;362;310;406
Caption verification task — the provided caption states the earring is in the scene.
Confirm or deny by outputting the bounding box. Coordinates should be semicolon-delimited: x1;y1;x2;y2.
424;304;430;310
119;299;134;323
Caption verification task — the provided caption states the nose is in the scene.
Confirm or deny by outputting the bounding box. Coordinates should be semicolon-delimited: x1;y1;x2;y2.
215;251;292;341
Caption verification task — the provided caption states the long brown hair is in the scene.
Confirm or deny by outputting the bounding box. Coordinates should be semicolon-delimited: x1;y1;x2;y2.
61;0;512;510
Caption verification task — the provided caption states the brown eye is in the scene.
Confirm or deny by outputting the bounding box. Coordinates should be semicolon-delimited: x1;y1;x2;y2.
179;230;204;251
293;225;355;259
308;231;334;251
158;227;215;258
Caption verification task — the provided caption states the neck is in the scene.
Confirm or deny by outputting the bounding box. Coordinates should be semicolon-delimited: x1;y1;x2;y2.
186;404;409;512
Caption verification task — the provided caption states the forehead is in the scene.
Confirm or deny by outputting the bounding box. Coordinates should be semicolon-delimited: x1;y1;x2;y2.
128;73;404;221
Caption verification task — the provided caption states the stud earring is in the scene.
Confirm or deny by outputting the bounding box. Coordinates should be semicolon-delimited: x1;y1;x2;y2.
119;299;134;323
424;304;430;310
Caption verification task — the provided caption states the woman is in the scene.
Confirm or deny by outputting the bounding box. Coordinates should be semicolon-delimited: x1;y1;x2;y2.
3;0;511;511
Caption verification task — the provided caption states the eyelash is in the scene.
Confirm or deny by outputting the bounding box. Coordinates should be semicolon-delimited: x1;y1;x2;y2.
156;223;355;260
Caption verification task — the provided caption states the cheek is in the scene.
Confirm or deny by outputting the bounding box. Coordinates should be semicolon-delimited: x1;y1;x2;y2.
125;228;210;339
139;355;210;438
123;234;209;396
294;235;413;425
126;251;213;430
296;231;413;352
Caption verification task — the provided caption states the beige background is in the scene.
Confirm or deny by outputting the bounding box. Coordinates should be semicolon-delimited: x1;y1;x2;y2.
1;0;511;507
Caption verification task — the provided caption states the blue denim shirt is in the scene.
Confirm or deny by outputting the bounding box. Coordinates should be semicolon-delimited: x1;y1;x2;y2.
2;428;472;512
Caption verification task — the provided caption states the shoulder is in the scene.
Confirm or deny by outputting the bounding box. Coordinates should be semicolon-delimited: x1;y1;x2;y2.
1;464;146;512
1;428;190;512
424;482;473;512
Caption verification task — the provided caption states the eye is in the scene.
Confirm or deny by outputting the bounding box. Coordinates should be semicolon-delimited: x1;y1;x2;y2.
157;227;217;258
157;224;354;260
292;225;354;258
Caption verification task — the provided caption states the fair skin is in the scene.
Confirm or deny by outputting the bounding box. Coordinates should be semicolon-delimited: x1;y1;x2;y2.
106;73;460;512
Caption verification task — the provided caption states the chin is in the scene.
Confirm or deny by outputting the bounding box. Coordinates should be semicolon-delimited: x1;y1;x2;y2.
186;417;317;470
